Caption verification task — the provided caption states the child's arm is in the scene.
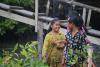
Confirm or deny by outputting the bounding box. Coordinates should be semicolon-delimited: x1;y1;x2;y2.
56;39;67;48
42;35;49;63
61;55;66;65
62;47;67;66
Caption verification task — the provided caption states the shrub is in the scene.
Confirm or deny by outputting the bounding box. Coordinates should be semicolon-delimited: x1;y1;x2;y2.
1;41;48;67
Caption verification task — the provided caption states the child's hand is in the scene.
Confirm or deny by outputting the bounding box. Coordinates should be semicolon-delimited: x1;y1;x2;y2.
61;56;66;67
51;38;57;44
56;40;66;48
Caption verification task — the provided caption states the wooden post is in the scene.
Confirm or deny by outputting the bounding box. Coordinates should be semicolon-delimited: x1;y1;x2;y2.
82;8;86;23
46;0;50;16
35;0;38;32
87;9;92;27
35;0;43;60
37;21;43;60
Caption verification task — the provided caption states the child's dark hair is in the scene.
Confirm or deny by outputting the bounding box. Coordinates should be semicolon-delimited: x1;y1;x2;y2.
48;18;60;33
67;11;87;32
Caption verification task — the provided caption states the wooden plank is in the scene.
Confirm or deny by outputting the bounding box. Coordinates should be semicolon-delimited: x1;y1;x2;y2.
0;9;49;30
87;35;100;45
0;10;35;25
0;3;68;24
46;0;50;16
0;3;33;17
88;29;100;37
82;8;86;23
87;9;92;27
35;0;38;32
35;0;43;60
0;3;45;17
37;21;43;60
60;0;100;13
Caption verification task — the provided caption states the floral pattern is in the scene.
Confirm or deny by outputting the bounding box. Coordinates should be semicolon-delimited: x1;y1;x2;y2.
64;31;88;66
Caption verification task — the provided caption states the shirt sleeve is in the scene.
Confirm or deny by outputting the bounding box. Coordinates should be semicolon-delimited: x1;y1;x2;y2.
80;33;87;45
42;34;50;60
60;32;66;40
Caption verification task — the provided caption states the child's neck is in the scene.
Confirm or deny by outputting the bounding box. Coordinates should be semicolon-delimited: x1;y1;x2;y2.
51;30;59;34
72;27;79;37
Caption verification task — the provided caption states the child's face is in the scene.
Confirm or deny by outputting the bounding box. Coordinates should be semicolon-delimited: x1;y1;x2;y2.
51;21;60;32
67;22;73;31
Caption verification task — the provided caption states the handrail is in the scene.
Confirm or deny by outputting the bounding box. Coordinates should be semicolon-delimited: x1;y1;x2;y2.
60;0;100;12
0;3;100;37
0;3;45;17
0;3;56;22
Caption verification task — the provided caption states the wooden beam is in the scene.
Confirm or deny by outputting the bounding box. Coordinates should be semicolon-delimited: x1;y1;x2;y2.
0;3;45;17
46;0;50;16
0;9;50;30
0;3;33;17
87;9;92;27
35;0;38;32
35;0;43;60
0;10;35;25
82;8;87;23
0;3;67;23
60;0;100;13
88;29;100;37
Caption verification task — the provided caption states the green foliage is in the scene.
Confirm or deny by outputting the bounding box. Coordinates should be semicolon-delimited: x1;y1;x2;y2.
67;45;89;65
15;23;33;34
0;18;17;36
0;17;34;38
1;41;49;67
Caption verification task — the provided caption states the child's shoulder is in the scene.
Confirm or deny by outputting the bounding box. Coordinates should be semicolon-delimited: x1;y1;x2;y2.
65;32;71;36
76;31;86;39
59;32;65;35
46;32;65;37
45;32;52;38
65;32;72;39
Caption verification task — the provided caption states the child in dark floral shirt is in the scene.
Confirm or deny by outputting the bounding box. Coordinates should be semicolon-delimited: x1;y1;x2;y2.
64;11;88;67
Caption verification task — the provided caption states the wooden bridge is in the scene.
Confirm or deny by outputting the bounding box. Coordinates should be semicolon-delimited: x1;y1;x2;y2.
0;2;100;44
0;1;100;66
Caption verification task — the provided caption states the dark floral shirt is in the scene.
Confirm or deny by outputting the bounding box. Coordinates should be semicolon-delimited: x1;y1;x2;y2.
64;31;87;65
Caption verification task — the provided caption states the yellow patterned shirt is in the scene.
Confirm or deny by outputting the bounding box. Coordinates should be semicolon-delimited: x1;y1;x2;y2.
42;32;65;63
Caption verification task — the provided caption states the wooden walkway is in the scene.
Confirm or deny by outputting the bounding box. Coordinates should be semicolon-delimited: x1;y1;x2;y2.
0;3;100;45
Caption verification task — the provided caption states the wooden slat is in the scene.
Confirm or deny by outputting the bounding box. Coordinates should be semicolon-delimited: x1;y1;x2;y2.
0;10;35;25
60;0;100;13
87;9;92;27
35;0;38;32
82;8;86;23
88;29;100;37
0;3;45;17
46;0;50;16
0;9;49;30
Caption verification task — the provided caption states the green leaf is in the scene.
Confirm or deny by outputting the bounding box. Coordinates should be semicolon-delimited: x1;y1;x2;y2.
20;49;27;57
19;45;25;49
12;44;18;53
